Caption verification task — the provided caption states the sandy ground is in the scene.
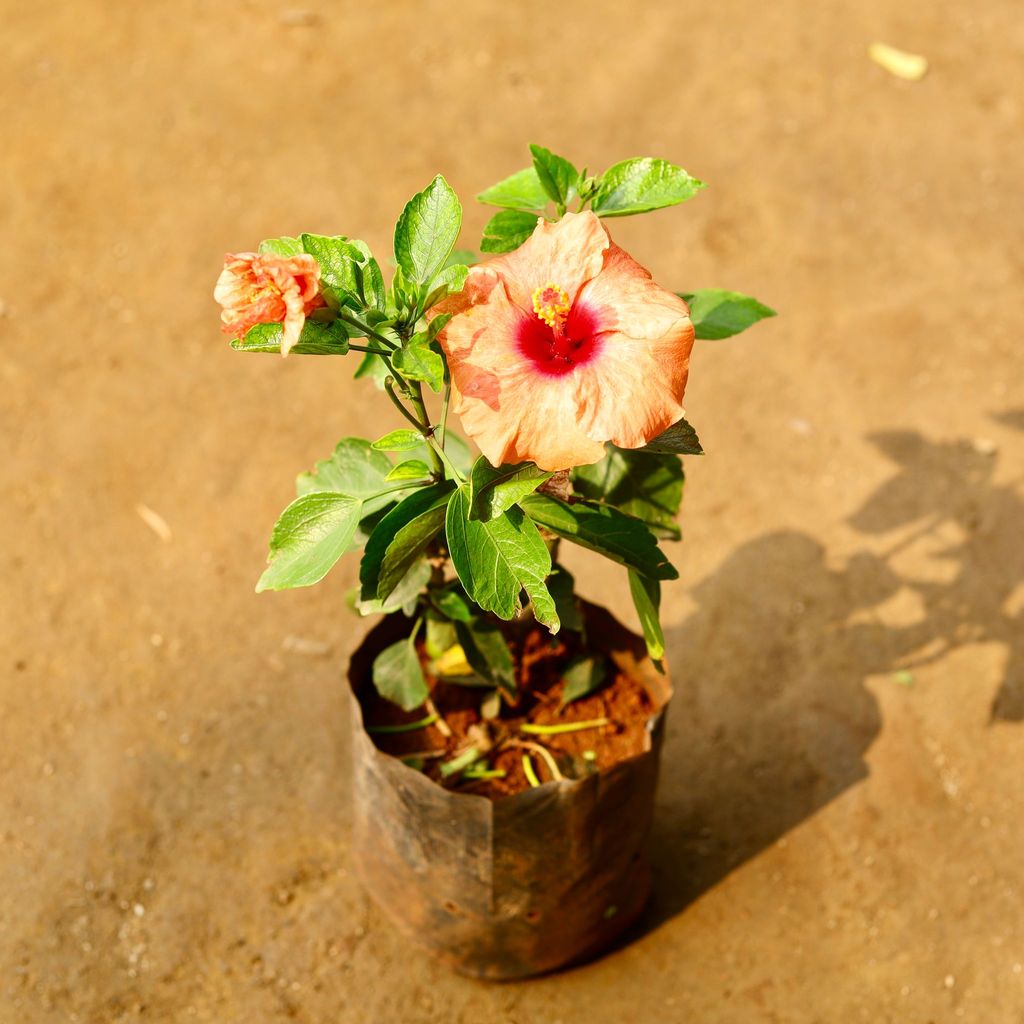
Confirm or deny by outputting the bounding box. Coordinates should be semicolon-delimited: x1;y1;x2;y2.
2;0;1023;1020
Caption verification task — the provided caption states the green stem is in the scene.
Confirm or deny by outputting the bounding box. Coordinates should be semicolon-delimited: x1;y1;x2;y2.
336;310;397;350
426;435;464;482
384;377;427;432
520;718;609;737
438;371;451;450
406;380;447;479
522;754;541;788
375;480;429;498
366;713;438;735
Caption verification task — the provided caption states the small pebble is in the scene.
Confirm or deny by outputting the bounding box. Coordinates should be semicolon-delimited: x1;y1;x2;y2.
944;974;955;989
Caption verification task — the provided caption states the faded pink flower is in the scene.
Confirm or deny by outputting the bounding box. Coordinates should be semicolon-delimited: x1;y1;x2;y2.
433;212;694;471
214;251;324;356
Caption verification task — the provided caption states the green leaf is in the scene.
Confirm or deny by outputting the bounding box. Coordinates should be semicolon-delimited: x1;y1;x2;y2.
423;263;469;311
641;416;703;455
346;239;386;310
480;210;540;254
394;174;462;288
680;289;777;340
445;249;477;267
296;438;394;503
393;340;444;392
476;166;549;211
469;457;552;521
454;619;516;698
298;440;414;555
520;493;678;581
429;584;474;622
530;144;579;208
407;430;474;480
372;633;429;712
628;569;665;661
258;236;303;257
591;158;705;217
548;564;583;633
359;482;452;602
572;447;684;539
439;430;475;477
371;429;424;453
256;493;363;592
376;497;449;602
561;656;608;707
355;559;432;616
231;319;350;356
298;234;365;307
445;484;558;630
386;459;432;482
424;313;452;343
425;614;458;659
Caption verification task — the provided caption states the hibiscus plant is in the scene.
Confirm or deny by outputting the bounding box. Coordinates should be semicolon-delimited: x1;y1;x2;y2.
215;144;774;717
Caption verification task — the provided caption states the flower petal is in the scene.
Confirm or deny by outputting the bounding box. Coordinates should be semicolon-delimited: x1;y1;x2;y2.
477;211;610;313
573;244;694;448
430;265;502;321
443;283;607;470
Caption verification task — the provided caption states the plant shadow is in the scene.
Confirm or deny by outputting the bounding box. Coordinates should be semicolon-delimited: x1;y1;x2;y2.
632;414;1024;932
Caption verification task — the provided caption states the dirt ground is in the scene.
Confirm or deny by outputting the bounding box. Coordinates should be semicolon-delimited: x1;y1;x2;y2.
2;0;1023;1020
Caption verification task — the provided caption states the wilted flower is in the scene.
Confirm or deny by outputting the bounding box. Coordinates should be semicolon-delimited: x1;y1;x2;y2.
434;212;694;471
214;252;324;356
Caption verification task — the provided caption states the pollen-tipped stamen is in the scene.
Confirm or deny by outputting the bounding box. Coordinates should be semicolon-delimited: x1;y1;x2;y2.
532;282;571;331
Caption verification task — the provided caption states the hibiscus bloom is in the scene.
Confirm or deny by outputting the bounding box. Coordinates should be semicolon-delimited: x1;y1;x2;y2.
214;251;325;356
433;212;694;471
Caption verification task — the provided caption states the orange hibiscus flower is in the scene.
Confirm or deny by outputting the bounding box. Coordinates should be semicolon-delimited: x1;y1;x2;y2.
214;252;325;356
433;212;694;471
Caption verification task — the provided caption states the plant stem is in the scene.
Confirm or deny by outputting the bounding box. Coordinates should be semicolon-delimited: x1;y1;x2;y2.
461;768;507;781
425;697;452;738
426;435;464;482
366;713;439;735
520;718;609;737
522;754;541;788
336;310;397;350
514;739;564;781
375;480;432;498
384;377;427;432
438;370;451;450
406;380;449;479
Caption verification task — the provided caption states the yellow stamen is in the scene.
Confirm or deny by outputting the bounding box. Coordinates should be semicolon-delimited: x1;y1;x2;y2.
532;282;571;331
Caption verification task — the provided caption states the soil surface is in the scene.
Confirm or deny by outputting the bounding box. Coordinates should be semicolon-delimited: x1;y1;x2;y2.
362;625;657;798
3;1;1024;1022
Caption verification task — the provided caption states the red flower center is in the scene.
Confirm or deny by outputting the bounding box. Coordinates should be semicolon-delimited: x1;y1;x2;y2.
517;283;603;377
